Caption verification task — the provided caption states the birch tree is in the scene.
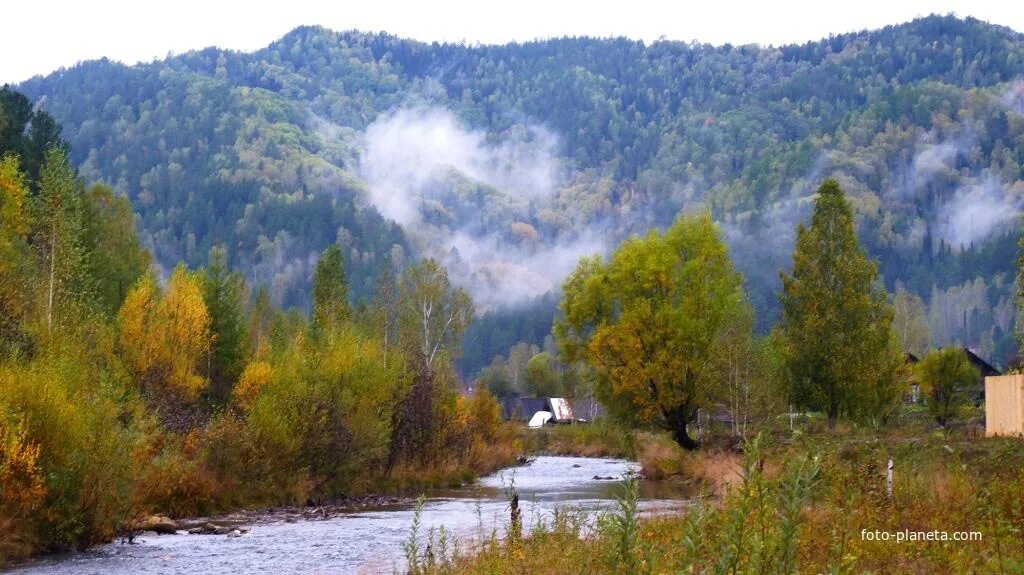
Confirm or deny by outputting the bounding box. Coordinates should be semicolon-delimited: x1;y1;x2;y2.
34;148;85;335
399;259;473;370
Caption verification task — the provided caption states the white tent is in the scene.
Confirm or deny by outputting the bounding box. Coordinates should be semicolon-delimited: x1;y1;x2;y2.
527;411;552;428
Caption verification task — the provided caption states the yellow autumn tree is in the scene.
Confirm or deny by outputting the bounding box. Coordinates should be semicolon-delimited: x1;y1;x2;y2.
118;274;160;376
233;360;273;410
118;266;213;400
0;155;30;269
0;155;34;353
0;418;46;558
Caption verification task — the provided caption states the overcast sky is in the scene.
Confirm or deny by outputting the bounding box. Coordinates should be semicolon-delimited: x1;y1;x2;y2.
2;1;1023;85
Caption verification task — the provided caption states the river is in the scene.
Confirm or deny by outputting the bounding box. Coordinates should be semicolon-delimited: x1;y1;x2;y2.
9;456;691;574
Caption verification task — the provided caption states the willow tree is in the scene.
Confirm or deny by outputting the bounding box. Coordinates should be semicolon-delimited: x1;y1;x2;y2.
556;212;746;449
778;179;901;428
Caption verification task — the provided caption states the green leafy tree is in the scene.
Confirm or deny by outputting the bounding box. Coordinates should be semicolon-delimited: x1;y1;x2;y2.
710;300;778;439
778;179;901;428
249;284;275;356
892;285;930;358
525;352;561;397
80;184;150;316
1017;233;1024;354
311;244;350;333
0;87;67;184
479;355;514;397
917;348;979;428
506;342;539;394
556;212;746;449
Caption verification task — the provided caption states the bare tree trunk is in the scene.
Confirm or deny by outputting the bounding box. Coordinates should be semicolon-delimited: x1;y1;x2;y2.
421;299;432;366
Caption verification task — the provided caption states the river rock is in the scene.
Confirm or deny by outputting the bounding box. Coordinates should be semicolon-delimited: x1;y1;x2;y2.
142;515;178;534
592;475;616;481
186;522;249;535
188;523;218;535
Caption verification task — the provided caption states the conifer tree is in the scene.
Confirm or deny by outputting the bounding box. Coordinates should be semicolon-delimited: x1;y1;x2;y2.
202;246;249;401
311;244;350;334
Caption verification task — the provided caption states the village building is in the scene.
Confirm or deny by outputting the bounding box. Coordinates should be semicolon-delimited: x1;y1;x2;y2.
500;396;583;426
905;348;1000;405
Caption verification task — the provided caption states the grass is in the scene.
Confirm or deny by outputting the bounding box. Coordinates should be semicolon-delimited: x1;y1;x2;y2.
518;418;636;459
418;421;1024;574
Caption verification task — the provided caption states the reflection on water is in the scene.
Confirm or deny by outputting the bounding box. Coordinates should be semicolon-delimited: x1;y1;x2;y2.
11;456;692;575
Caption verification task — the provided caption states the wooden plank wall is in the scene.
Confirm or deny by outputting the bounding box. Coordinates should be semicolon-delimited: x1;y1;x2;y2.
986;375;1024;437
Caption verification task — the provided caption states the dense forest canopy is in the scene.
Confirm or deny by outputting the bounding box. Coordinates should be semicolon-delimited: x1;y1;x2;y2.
16;14;1024;376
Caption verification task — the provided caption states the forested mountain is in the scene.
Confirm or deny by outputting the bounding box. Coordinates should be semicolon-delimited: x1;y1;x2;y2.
17;14;1024;376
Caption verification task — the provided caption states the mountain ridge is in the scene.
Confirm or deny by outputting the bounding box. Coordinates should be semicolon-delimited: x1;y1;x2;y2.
15;14;1024;374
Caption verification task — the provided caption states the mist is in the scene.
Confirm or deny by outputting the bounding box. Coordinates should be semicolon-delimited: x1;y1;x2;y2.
890;128;1020;251
358;106;605;309
1002;79;1024;115
887;130;970;204
937;175;1022;249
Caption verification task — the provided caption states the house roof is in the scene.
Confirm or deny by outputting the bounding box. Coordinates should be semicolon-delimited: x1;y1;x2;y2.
500;397;549;420
904;348;1000;377
499;397;576;421
964;348;1000;377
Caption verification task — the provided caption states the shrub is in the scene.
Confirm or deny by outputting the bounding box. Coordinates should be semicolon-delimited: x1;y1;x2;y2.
0;355;138;554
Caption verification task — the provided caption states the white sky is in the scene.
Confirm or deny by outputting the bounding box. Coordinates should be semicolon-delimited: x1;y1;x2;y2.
2;1;1023;85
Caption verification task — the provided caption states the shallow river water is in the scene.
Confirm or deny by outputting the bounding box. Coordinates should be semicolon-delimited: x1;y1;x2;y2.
10;456;690;575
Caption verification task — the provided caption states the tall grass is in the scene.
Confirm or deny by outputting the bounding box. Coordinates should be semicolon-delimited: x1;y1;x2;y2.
420;430;1024;574
521;418;635;458
604;470;640;573
403;495;427;575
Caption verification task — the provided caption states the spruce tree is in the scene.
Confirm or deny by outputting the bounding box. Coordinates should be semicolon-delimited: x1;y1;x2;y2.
202;246;249;401
311;244;350;333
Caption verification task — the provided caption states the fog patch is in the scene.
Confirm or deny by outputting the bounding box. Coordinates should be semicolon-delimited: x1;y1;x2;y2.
888;131;971;202
359;106;602;309
937;175;1022;250
1002;79;1024;115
